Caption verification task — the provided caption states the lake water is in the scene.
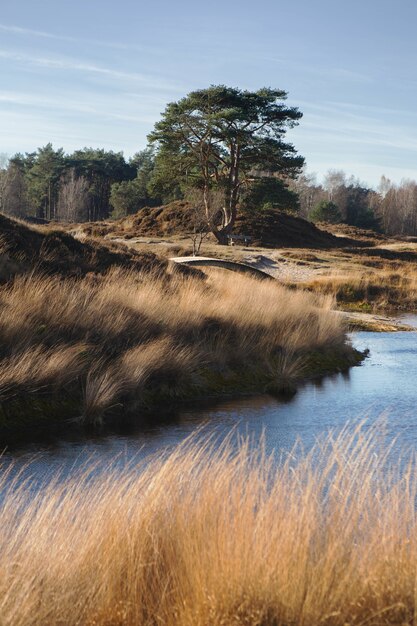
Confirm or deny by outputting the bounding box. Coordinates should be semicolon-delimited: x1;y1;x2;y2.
2;321;417;489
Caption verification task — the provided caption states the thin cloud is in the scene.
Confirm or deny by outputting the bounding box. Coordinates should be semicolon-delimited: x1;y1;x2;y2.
291;101;417;154
325;100;417;119
0;22;156;53
0;90;159;124
299;123;417;154
263;55;373;84
297;100;417;123
0;49;183;92
0;23;77;42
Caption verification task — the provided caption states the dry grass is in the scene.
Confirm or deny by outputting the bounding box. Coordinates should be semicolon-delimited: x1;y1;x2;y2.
0;268;350;427
0;422;415;625
293;264;417;310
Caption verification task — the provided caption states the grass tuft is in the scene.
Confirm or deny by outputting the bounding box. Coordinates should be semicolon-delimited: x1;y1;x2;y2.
0;422;415;625
0;269;354;428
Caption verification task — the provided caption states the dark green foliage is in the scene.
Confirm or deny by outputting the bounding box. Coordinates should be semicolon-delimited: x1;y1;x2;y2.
67;148;135;220
22;144;66;219
242;177;300;213
0;160;29;217
110;180;145;218
6;146;137;222
3;87;304;228
345;185;381;230
149;85;304;242
309;200;342;224
110;147;161;218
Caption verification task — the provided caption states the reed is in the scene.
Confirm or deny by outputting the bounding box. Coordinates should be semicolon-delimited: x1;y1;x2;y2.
0;268;351;425
0;422;414;625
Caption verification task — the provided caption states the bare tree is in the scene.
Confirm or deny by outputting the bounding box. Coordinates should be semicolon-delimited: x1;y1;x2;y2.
378;175;392;198
57;169;91;222
186;188;225;255
395;180;417;235
374;178;417;236
0;163;28;217
289;169;324;218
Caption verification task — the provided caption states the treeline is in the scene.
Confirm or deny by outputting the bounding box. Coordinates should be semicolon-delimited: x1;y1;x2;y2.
0;144;161;222
0;141;300;226
2;143;417;237
290;169;417;236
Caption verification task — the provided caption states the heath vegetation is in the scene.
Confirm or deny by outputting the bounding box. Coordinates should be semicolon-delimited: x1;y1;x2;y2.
0;265;353;429
0;422;414;626
288;264;417;310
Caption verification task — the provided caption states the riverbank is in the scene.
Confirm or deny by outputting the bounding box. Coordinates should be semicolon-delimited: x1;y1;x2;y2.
0;265;360;434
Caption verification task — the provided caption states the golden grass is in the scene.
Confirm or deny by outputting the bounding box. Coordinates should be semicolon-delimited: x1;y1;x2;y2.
290;264;417;310
0;422;415;625
0;269;349;425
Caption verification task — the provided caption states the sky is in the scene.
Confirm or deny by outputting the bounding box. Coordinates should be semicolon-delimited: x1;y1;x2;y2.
0;0;417;187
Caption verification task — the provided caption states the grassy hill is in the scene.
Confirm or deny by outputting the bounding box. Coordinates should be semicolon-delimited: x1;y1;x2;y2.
76;201;354;249
0;213;169;282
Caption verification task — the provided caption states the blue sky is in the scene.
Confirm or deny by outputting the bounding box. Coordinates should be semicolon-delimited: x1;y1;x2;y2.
1;0;416;187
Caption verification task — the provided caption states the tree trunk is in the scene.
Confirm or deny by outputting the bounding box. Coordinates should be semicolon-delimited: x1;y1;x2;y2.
212;229;228;245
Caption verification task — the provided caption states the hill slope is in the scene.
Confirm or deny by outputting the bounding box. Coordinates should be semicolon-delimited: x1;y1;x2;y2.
0;214;168;281
89;201;354;249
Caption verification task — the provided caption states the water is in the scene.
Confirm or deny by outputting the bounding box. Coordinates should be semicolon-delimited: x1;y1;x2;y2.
2;323;417;488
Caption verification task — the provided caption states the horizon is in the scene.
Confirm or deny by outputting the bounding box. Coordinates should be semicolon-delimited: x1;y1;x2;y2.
1;0;417;188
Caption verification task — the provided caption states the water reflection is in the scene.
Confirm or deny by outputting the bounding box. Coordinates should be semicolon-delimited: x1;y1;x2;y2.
1;329;417;488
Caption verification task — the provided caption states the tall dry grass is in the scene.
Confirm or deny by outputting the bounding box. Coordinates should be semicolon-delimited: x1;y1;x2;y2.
292;264;417;309
0;269;350;425
0;422;415;625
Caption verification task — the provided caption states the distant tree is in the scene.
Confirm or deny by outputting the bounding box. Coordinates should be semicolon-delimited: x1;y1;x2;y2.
146;155;183;203
24;144;66;219
345;185;380;230
0;164;7;213
129;146;157;196
110;147;161;218
0;161;28;217
377;180;417;236
323;170;350;219
323;170;347;199
288;169;325;218
149;85;304;243
67;148;135;220
0;153;9;170
241;177;299;213
57;169;90;222
309;200;342;224
378;175;392;198
110;179;148;218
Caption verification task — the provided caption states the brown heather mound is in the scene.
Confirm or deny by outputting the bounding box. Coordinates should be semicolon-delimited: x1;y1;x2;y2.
120;201;196;238
234;209;354;248
0;213;168;281
320;222;387;244
95;201;354;249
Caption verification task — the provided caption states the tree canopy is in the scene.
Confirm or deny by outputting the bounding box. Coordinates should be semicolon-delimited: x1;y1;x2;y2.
148;85;304;243
309;200;342;224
